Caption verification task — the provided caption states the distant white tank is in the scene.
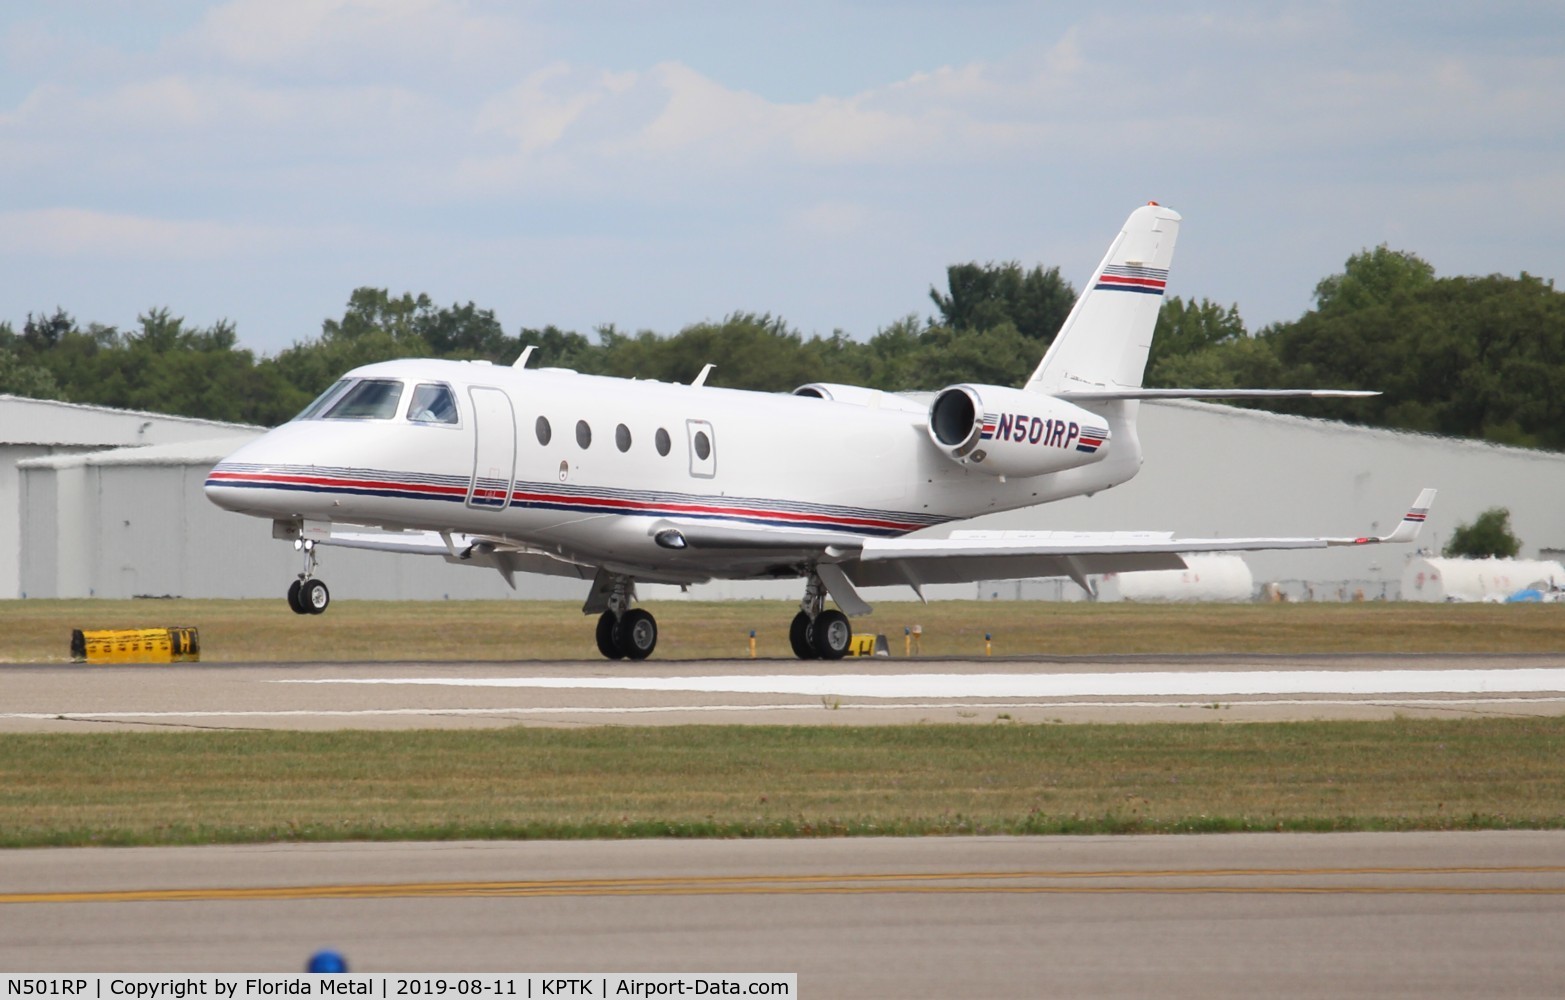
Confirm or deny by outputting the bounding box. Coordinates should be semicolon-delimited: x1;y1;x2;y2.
1401;557;1565;602
1101;554;1253;602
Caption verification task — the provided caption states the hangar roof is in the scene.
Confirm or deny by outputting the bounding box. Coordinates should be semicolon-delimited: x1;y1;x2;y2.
16;434;261;470
0;394;259;447
1149;399;1565;463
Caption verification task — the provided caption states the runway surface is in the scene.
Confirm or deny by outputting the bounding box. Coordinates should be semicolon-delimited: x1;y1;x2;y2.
2;833;1563;996
2;652;1564;731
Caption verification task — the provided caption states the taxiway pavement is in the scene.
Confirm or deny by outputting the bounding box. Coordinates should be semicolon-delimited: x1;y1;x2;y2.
2;832;1563;996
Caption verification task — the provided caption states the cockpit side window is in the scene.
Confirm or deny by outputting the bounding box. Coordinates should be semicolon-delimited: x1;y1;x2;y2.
407;383;459;424
292;378;354;421
322;378;404;420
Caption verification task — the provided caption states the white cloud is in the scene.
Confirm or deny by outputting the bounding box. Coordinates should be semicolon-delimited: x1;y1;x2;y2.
0;207;344;261
185;0;535;84
474;63;633;155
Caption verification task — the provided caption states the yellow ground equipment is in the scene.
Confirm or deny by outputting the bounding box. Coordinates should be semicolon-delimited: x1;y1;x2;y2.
70;627;201;664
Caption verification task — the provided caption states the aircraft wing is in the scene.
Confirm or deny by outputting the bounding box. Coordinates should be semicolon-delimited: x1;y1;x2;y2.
842;488;1436;595
646;489;1434;612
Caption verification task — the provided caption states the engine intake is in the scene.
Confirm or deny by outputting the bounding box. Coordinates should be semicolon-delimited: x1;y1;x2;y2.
928;384;1110;478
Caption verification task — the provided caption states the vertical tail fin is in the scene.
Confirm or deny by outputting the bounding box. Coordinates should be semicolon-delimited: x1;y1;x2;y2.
1024;203;1181;394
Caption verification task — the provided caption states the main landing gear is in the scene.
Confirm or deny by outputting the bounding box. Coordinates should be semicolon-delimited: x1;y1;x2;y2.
593;574;658;660
588;569;853;661
788;571;852;660
286;539;330;615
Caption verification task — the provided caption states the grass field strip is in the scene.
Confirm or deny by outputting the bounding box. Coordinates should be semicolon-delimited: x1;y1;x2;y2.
282;668;1565;698
6;864;1565;904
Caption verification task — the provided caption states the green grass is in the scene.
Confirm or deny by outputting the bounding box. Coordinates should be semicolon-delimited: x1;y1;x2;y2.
3;598;1562;662
2;719;1562;847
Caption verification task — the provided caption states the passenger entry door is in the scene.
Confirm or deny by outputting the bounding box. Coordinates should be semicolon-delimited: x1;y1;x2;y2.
467;386;516;510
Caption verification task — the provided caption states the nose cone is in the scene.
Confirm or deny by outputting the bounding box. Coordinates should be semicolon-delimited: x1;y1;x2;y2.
203;476;250;514
204;436;267;514
204;424;316;517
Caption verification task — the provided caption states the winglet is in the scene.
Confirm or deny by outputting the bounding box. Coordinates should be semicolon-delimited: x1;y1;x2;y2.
1329;488;1436;546
1380;488;1437;544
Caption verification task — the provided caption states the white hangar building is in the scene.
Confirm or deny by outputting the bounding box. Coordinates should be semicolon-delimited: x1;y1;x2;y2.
2;395;256;600
5;395;559;602
8;394;1565;603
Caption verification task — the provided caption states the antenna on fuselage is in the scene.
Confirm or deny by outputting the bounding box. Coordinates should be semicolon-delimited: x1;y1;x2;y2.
691;363;716;387
513;345;536;368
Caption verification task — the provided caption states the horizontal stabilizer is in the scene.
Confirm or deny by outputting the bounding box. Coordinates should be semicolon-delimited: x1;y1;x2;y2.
1058;388;1379;401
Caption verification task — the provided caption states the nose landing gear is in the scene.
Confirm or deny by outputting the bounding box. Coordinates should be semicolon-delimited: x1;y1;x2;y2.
286;539;330;615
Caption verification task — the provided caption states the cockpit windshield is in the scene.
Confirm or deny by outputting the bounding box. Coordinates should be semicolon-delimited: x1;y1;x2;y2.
291;378;457;423
292;379;354;421
322;379;404;420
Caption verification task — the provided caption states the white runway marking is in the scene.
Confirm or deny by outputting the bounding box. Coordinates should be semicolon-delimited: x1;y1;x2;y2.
6;696;1565;723
281;668;1565;699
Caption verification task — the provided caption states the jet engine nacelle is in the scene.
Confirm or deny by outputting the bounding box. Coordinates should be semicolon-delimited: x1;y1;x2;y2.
927;384;1110;477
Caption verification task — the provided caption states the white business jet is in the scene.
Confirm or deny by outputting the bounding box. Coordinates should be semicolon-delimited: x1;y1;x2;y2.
205;203;1435;660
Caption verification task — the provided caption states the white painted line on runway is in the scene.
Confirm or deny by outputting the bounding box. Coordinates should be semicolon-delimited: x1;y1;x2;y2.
279;668;1565;699
4;696;1565;723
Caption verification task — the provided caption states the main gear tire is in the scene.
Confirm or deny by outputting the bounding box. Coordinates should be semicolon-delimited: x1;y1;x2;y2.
596;611;624;659
615;608;658;660
789;611;818;659
811;609;852;660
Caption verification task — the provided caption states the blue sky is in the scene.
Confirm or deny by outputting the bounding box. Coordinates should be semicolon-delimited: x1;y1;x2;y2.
3;1;1562;356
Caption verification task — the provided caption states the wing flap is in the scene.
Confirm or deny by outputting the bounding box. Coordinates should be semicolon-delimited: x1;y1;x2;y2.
846;550;1188;589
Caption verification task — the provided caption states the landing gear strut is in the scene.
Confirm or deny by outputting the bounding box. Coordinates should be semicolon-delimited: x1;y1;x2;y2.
790;571;851;660
592;574;657;660
286;539;330;615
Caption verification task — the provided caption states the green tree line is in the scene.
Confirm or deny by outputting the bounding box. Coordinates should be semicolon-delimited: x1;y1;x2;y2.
3;249;1562;448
